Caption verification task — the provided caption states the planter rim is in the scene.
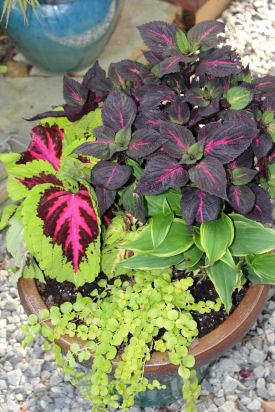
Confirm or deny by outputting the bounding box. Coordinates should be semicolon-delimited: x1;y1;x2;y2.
18;278;269;374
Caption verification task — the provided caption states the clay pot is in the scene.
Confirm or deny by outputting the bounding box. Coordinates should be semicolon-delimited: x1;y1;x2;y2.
18;278;269;408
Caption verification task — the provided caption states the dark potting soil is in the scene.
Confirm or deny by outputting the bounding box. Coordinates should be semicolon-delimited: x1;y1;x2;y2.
36;271;248;339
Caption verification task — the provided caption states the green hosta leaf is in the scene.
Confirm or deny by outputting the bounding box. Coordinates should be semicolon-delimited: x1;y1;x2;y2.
175;245;203;270
230;214;275;256
151;211;174;248
250;254;275;280
0;203;18;230
6;217;27;267
201;214;234;265
220;249;236;269
125;218;193;257
119;252;185;269
226;87;252;110
145;189;182;216
207;260;240;313
121;182;145;223
246;265;275;285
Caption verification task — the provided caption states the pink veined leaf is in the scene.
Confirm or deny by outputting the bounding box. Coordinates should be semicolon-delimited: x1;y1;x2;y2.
135;154;189;195
189;156;227;199
17;124;64;171
37;186;99;276
187;20;225;48
127;128;166;159
16;173;62;191
137;21;177;53
228;184;255;214
91;161;131;191
196;46;243;77
180;187;220;226
245;184;273;223
63;77;88;106
160;121;195;159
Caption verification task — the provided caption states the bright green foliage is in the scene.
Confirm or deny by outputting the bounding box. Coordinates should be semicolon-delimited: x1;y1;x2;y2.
226;86;253;110
0;203;18;230
201;214;234;265
151;209;174;248
21;269;222;411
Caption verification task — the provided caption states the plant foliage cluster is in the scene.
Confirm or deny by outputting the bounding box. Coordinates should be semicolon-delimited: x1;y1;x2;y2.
0;19;275;412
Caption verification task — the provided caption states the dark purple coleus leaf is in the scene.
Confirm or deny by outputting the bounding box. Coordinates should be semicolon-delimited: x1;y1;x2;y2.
121;182;146;223
16;172;62;191
187;20;225;48
135;154;189;195
134;109;168;130
234;147;254;168
252;132;273;159
184;87;208;108
109;59;151;83
263;93;275;113
127;128;166;159
91;161;131;190
228;184;255;214
198;121;258;164
143;50;162;66
219;110;257;128
95;186;116;216
255;75;275;94
101;88;137;132
160;121;195;159
38;186;99;275
138;21;177;54
189;156;227;199
63;77;88;107
180;187;220;226
245;184;273;223
198;98;220;117
82;61;112;98
17;124;64;170
64;90;99;122
159;50;191;77
167;95;190;125
188;108;203;127
137;84;175;111
197;46;243;77
72;126;116;160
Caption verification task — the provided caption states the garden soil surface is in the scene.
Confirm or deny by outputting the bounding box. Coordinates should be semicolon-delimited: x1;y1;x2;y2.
36;272;248;339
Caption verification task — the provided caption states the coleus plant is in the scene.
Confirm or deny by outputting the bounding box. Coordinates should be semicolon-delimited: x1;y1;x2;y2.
1;19;274;291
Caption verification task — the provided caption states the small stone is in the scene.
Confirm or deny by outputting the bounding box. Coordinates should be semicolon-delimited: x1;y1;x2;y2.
253;365;265;378
266;331;275;345
247;398;262;410
218;358;239;372
256;377;266;389
218;401;236;412
216;389;224;398
222;376;238;395
0;379;7;390
269;316;275;327
267;383;275;397
7;370;21;386
249;348;266;365
4;299;18;311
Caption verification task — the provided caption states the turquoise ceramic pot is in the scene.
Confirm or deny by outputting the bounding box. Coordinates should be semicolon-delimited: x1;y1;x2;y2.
0;0;120;74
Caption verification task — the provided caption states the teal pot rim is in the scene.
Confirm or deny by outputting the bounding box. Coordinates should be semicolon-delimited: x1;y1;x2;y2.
18;278;269;376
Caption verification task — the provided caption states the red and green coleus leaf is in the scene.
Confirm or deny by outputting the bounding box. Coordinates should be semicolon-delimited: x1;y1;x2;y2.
196;46;243;77
127;128;166;159
137;21;177;54
187;20;225;48
91;161;131;191
228;184;255;214
198;121;258;163
101;88;137;132
6;160;60;201
160;121;195;159
22;184;100;287
180;187;220;226
189;156;227;199
167;95;190;125
72;126;116;160
135;154;189;196
17;124;64;170
245;184;273;223
121;182;146;223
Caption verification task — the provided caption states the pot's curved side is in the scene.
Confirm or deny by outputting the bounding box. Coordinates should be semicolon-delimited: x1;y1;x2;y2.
18;278;269;375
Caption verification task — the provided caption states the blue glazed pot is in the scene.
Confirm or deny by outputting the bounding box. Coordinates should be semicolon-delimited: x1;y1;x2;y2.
0;0;120;74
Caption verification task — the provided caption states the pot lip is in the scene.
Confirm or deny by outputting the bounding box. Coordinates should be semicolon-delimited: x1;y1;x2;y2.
18;277;269;373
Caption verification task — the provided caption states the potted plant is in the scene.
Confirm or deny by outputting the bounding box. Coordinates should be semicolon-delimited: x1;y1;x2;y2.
1;19;275;412
0;0;120;74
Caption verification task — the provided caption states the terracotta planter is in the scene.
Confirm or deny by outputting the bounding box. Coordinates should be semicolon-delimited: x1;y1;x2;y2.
18;278;269;407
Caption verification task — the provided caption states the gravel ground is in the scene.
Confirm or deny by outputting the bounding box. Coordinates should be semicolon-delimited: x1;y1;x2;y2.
1;0;275;411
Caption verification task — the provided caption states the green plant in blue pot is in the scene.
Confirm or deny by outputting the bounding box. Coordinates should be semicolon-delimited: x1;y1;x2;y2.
0;19;275;412
0;0;120;74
